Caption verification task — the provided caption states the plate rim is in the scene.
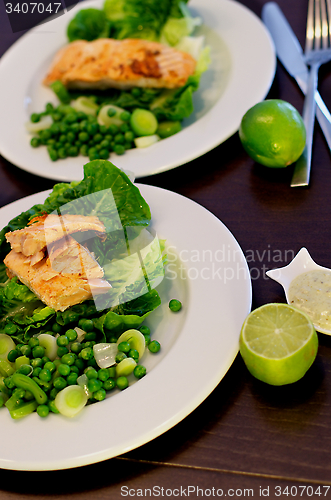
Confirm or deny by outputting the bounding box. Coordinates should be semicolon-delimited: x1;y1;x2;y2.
0;183;252;471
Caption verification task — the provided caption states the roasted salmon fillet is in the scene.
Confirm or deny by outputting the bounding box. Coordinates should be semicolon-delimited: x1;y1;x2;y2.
43;38;196;90
4;214;110;311
5;213;105;259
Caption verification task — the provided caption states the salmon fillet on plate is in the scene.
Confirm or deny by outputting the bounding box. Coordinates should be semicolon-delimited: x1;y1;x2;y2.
43;38;197;90
4;214;111;312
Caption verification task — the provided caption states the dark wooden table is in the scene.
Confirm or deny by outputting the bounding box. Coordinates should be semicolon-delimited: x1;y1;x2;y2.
1;0;331;497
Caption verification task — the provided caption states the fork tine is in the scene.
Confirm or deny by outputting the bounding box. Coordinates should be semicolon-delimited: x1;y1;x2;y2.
321;0;329;48
315;0;322;49
306;0;315;52
326;0;331;42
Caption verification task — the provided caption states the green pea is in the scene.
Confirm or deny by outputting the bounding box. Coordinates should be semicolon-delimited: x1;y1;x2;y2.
108;367;116;378
53;377;67;390
139;325;150;336
7;350;19;363
99;148;110;159
85;367;98;379
68;145;79;157
116;376;128;390
39;368;52;382
93;388;106;401
30;113;40;123
4;323;17;335
124;131;135;142
169;299;182;312
103;378;116;391
48;148;58;161
44;361;56;373
109;124;119;134
31;358;43;369
79;347;94;361
133;365;147;379
79;131;89;142
114;144;125;155
57;346;69;357
57;335;69;347
66;329;78;342
48;400;60;413
118;341;131;353
58;363;71;377
129;349;139;361
61;353;76;366
20;345;31;357
66;372;78;385
78;318;94;332
85;331;97;342
70;342;82;354
148;340;161;353
30;137;40;148
115;352;127;363
97;368;110;381
58;147;67;159
88;378;102;393
52;323;62;334
114;133;125;144
28;338;39;349
120;111;131;122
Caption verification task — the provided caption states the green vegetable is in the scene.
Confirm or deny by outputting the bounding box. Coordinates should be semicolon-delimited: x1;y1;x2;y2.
103;0;188;40
54;385;88;417
157;120;181;138
169;298;182;312
67;8;111;42
50;81;71;105
148;340;161;353
11;372;47;404
130;109;158;136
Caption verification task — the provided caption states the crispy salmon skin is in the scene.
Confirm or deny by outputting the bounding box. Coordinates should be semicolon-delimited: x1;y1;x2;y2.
43;38;196;90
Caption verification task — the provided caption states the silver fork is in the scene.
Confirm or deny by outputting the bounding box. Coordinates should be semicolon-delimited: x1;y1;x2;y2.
291;0;331;187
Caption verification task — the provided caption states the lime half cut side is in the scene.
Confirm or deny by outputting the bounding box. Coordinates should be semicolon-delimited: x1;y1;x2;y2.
239;303;318;386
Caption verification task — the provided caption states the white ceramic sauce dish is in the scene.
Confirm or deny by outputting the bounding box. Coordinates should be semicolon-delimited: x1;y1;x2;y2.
266;247;331;335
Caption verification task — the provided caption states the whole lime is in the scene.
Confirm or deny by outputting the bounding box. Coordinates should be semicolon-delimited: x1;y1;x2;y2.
239;99;306;168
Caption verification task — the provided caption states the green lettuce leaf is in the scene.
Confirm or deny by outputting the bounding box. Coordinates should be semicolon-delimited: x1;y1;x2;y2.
67;8;111;42
94;289;161;339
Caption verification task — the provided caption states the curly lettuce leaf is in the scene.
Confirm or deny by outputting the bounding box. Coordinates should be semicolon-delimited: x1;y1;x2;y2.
67;8;111;42
103;0;188;40
94;289;161;339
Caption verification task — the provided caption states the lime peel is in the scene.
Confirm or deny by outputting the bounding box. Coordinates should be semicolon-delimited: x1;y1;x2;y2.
239;303;318;386
239;99;306;168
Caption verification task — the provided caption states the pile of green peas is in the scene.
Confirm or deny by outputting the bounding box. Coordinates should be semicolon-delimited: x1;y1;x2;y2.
0;320;160;418
29;102;136;162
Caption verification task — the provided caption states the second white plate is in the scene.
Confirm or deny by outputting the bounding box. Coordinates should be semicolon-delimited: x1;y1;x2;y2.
0;0;275;181
0;184;251;470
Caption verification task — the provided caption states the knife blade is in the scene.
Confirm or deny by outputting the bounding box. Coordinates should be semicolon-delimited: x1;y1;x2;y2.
262;2;331;151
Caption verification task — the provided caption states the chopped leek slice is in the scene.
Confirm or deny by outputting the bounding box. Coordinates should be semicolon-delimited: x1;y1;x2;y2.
55;385;88;418
38;333;57;361
0;334;16;360
93;342;117;369
134;135;160;149
117;329;145;360
116;357;136;377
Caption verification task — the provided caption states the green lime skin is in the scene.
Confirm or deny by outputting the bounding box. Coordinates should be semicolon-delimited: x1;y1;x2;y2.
239;99;306;168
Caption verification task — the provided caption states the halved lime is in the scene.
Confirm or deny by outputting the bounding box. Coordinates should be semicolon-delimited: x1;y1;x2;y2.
239;303;318;386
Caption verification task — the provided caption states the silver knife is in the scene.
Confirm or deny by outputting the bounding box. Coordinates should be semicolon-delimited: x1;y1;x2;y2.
262;2;331;152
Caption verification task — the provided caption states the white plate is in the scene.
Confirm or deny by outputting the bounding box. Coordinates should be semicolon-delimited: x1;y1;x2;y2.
0;184;251;471
0;0;275;181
